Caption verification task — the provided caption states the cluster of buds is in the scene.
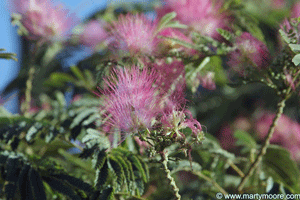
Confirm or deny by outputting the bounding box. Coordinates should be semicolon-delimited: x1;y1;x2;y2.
268;17;300;97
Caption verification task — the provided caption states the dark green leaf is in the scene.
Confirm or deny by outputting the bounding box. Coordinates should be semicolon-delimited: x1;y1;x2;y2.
263;145;300;193
18;164;33;200
51;174;92;193
108;156;125;188
43;176;81;200
93;149;107;169
128;155;147;183
99;187;114;200
28;168;46;200
95;159;109;189
233;130;257;152
5;183;17;200
79;145;98;159
6;157;22;182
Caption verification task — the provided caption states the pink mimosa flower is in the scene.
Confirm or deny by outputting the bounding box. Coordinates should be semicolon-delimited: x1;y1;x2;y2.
11;0;77;42
80;20;108;50
218;124;235;150
198;72;216;90
152;59;187;110
291;2;300;18
228;32;270;75
271;0;287;9
156;0;231;40
108;14;158;56
255;113;291;143
101;66;162;135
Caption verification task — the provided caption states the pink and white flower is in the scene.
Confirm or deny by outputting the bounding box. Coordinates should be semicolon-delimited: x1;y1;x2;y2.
10;0;77;42
100;66;162;135
228;32;270;75
156;0;231;40
108;14;158;56
80;20;109;50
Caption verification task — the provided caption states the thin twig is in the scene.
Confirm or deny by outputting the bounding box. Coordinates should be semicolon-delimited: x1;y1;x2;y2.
171;166;229;195
228;160;244;178
160;151;181;200
23;65;35;117
237;98;286;192
196;171;229;195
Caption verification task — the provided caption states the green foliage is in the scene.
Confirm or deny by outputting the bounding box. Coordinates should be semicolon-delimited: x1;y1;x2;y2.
263;145;300;193
0;116;64;150
0;49;17;61
88;146;149;196
44;66;97;91
234;130;257;154
0;151;95;200
292;54;300;66
155;12;187;36
217;28;234;42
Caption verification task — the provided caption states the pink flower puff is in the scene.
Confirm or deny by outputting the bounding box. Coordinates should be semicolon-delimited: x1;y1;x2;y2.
156;0;231;40
291;2;300;18
108;14;159;56
100;66;163;135
227;32;270;75
10;0;77;42
198;72;216;90
256;113;300;161
80;20;109;50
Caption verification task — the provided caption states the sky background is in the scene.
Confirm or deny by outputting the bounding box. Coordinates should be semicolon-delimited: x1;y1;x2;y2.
0;0;150;113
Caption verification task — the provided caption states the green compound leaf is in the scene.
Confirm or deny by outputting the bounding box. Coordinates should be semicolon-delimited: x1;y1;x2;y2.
42;176;81;200
108;156;125;189
0;49;17;61
157;35;198;50
28;168;47;200
263;145;300;193
50;174;93;193
95;159;109;189
292;54;300;66
234;130;257;153
217;28;234;42
155;12;177;35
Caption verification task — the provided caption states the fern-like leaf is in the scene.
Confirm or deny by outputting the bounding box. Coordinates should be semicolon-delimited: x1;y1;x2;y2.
95;159;109;189
108;156;125;190
42;176;81;200
51;174;93;193
28;168;47;200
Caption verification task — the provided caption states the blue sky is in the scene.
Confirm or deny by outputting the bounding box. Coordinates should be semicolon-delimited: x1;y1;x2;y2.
0;0;150;113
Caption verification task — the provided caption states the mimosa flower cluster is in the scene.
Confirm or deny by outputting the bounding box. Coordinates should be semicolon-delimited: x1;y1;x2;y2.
156;0;231;40
10;0;77;42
